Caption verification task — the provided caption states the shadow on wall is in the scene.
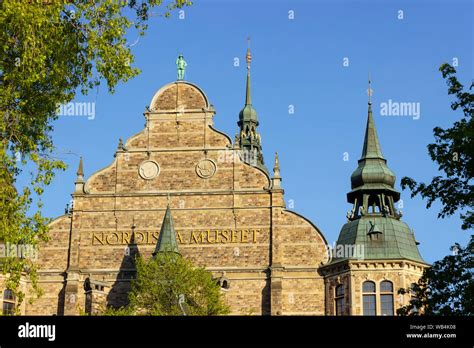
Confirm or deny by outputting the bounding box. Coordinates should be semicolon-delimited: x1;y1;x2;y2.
105;231;141;310
57;281;65;316
261;272;271;315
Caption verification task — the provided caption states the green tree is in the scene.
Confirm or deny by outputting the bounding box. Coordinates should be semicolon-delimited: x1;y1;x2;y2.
401;63;473;230
105;253;230;316
0;0;190;311
397;236;473;316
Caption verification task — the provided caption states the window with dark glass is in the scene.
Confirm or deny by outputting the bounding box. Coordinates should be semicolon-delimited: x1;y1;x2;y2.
335;284;345;315
2;289;16;315
362;281;376;315
380;280;394;316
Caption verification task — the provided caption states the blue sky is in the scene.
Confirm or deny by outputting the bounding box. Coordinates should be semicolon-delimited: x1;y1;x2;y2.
39;0;472;263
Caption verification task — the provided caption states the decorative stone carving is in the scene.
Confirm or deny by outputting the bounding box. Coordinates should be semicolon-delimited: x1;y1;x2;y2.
138;160;160;180
195;159;216;179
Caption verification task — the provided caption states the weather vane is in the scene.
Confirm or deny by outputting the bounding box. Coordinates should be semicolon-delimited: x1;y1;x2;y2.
367;72;373;104
246;37;252;71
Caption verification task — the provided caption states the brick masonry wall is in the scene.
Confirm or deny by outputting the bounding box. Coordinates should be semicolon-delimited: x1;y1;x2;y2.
21;81;329;315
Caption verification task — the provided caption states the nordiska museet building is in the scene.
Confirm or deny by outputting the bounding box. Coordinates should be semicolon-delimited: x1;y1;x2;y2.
2;49;428;316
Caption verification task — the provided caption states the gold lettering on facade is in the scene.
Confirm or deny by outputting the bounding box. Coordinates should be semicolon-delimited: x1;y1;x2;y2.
105;232;119;245
122;232;131;244
92;232;105;245
135;232;145;244
191;231;205;244
241;229;249;243
206;230;216;244
220;230;229;243
147;231;155;244
92;229;261;245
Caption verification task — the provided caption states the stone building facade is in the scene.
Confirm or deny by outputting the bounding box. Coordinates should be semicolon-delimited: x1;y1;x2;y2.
1;54;428;316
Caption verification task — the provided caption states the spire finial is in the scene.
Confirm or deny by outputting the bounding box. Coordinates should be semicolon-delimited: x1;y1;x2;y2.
74;156;85;193
362;74;382;160
76;157;84;181
167;193;171;206
271;152;282;189
246;37;252;71
244;38;252;106
77;157;84;176
367;72;373;105
273;152;280;177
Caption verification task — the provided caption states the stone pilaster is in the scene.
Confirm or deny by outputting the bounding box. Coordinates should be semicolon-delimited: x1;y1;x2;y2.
63;270;80;315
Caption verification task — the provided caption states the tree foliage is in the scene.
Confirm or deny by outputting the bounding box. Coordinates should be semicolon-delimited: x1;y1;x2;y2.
401;63;473;230
397;236;473;316
104;253;230;316
0;0;190;310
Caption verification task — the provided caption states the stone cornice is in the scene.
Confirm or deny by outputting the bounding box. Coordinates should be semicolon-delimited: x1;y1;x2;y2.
73;188;271;198
320;258;429;277
115;146;232;153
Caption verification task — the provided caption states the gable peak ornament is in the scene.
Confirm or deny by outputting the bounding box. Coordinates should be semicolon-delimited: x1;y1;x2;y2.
176;54;187;81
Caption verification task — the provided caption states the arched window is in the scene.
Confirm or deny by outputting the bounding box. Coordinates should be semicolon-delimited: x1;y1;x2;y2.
362;281;376;315
217;277;230;290
335;284;345;316
380;280;394;316
2;289;16;315
221;280;229;290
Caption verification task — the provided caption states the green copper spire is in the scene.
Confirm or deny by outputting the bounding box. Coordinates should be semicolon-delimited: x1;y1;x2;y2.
361;101;384;160
239;44;258;125
329;80;426;265
153;201;180;256
245;53;252;106
236;39;267;172
349;79;397;201
360;77;383;160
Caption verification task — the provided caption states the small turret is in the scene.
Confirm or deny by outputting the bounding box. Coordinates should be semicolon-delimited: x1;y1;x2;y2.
74;157;85;194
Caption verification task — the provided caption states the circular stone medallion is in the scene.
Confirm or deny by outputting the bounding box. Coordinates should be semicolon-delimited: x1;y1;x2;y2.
138;160;160;180
196;159;217;179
